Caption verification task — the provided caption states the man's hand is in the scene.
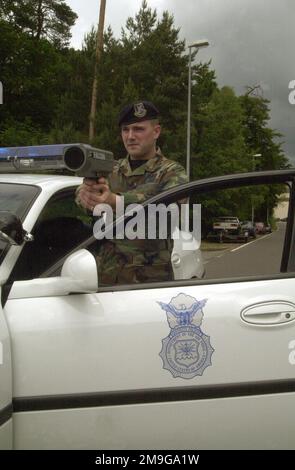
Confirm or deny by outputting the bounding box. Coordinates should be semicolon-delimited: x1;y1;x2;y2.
78;177;117;212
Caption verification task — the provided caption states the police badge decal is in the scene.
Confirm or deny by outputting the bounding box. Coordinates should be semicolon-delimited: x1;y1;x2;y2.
158;293;214;379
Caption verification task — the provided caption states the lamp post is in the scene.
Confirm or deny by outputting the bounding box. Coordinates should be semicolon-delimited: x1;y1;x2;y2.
186;40;209;180
251;153;262;224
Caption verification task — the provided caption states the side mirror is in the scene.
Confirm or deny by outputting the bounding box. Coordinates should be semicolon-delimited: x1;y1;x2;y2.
61;249;98;292
0;211;33;245
9;249;98;299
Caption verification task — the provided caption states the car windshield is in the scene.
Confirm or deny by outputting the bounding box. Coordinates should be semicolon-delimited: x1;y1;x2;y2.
0;183;40;263
0;183;40;218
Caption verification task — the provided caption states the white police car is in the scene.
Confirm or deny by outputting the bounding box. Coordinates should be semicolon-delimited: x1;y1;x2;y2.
0;145;295;449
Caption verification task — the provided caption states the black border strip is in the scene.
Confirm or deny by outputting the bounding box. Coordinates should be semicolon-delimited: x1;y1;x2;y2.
13;378;295;413
0;403;13;426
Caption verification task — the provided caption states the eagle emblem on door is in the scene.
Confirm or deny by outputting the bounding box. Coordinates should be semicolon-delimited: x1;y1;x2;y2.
158;293;214;379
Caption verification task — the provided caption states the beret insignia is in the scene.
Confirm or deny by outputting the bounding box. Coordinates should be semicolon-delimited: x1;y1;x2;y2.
134;102;147;118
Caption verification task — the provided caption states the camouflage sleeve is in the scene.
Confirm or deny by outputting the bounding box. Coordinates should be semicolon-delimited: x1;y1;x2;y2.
75;184;83;206
158;162;189;191
121;162;188;206
75;184;92;214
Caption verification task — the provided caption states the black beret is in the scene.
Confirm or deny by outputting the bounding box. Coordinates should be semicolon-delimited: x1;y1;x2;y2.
118;101;160;127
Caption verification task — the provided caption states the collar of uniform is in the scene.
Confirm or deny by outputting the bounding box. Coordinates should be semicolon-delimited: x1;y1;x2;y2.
119;150;165;176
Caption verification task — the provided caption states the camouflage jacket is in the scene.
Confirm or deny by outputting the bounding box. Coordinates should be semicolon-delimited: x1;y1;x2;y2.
109;151;188;206
80;151;188;285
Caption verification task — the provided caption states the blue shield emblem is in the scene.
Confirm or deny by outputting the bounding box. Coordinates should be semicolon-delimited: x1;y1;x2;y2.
158;293;214;379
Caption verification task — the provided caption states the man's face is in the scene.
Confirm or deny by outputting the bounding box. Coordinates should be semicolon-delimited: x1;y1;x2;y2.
121;120;161;159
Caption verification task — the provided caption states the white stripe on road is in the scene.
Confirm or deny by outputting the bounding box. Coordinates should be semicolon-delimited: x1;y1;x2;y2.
231;232;275;252
204;253;223;264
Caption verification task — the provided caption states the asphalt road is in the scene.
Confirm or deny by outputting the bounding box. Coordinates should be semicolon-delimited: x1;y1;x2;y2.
203;222;286;279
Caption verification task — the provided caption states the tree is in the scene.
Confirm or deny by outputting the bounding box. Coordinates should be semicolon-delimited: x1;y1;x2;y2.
121;0;157;47
239;92;289;222
0;0;77;47
0;0;289;193
239;92;288;171
195;87;249;179
118;3;190;162
190;61;218;162
0;19;72;145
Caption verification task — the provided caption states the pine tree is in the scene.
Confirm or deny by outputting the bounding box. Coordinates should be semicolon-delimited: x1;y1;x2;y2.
196;87;249;179
239;93;288;171
0;0;77;47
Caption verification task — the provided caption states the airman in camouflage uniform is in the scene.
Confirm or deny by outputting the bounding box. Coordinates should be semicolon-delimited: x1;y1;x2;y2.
76;101;188;285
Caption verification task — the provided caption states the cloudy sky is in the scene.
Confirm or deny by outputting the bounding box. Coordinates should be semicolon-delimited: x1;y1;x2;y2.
66;0;295;162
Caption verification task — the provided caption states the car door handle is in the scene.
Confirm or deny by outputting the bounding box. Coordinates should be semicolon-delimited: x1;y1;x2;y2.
241;301;295;325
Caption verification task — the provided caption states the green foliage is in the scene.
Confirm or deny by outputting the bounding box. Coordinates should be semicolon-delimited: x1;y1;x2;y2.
0;0;288;221
122;0;157;45
0;0;77;47
0;19;71;130
195;87;249;179
0;118;45;146
45;123;86;145
239;93;289;171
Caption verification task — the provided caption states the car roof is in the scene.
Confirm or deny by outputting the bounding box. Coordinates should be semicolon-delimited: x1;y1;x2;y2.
0;173;83;191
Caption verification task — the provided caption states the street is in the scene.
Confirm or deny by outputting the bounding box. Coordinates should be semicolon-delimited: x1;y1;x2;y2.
202;222;286;279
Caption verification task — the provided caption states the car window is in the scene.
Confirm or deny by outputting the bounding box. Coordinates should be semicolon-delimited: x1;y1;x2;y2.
40;175;294;287
9;188;93;281
64;180;290;286
195;183;289;279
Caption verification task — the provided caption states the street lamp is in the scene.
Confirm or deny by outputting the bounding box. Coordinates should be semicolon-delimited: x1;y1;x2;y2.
251;153;262;224
186;40;209;180
252;153;262;171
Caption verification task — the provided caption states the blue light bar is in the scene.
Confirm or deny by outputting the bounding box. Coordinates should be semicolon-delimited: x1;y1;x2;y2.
0;144;74;172
0;144;65;160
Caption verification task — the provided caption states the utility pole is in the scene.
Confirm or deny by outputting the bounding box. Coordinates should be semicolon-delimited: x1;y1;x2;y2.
89;0;107;143
251;153;262;225
186;40;209;180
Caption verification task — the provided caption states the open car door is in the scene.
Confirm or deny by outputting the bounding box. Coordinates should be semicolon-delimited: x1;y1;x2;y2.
3;169;295;449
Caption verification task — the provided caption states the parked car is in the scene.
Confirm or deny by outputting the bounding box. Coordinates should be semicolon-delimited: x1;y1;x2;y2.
208;217;251;243
240;220;256;238
255;221;265;234
207;227;249;243
264;224;272;234
212;216;240;231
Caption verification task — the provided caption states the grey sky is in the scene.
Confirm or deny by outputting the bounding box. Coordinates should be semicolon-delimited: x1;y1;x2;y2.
66;0;295;162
